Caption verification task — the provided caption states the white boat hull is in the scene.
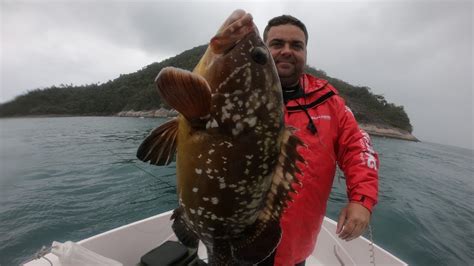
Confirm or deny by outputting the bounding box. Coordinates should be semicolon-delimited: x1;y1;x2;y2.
24;210;407;265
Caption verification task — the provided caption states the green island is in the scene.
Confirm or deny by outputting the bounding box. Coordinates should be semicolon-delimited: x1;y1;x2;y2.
0;45;417;141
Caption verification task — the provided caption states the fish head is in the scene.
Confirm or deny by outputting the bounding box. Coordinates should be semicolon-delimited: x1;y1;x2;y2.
194;9;281;98
210;9;256;55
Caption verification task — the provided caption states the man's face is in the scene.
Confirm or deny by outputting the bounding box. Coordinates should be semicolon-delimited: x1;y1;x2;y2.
265;24;307;88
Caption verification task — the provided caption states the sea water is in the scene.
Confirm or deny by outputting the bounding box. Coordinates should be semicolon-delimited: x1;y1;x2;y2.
0;117;472;265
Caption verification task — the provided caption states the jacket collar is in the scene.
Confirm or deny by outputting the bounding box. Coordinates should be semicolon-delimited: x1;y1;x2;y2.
284;73;337;112
299;73;330;94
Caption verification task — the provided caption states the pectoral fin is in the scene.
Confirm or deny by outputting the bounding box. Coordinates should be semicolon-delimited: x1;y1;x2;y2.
155;67;211;126
136;118;178;166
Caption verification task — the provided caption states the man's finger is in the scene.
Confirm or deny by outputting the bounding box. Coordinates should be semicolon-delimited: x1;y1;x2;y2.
347;223;363;241
339;219;355;240
336;208;347;234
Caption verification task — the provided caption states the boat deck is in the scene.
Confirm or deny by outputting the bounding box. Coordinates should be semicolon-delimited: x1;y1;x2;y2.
24;211;407;265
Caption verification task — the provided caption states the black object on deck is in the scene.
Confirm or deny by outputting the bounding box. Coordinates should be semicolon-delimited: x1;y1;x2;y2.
140;240;207;266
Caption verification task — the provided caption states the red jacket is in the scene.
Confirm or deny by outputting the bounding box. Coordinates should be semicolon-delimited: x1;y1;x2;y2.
274;74;379;265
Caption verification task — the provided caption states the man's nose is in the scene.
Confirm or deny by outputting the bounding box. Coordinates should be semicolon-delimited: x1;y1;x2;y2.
280;43;292;55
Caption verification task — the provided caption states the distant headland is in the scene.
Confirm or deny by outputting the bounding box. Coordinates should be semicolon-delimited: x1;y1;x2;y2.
0;44;417;142
116;108;418;142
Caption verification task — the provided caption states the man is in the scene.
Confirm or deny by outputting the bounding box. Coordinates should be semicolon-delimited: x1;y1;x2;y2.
261;15;379;265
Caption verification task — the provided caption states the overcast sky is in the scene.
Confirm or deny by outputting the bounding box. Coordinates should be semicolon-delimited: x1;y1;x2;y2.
1;0;472;149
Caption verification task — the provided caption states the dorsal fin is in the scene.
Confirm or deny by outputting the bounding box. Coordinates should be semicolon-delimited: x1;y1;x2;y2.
259;127;305;222
155;67;211;125
136;118;179;166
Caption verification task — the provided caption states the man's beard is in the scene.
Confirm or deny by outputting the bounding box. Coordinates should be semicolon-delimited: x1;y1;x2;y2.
279;75;299;88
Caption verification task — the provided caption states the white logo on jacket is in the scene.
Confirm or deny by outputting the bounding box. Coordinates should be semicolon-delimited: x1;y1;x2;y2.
311;115;331;121
359;130;377;170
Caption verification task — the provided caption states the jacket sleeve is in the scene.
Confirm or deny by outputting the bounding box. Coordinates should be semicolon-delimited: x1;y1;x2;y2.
334;97;379;212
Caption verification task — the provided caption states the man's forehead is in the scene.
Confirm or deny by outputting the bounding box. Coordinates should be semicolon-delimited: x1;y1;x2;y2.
267;24;306;42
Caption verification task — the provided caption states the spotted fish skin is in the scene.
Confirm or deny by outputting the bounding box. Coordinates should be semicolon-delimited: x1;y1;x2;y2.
137;9;304;265
177;23;283;236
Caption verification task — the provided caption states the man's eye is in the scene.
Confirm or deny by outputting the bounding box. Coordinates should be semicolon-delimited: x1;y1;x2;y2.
270;43;283;48
292;44;304;50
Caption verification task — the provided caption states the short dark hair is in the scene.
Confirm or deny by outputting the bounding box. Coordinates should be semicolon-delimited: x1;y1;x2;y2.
263;15;308;44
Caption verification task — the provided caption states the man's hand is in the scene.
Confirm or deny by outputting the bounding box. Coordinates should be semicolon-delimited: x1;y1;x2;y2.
336;202;371;241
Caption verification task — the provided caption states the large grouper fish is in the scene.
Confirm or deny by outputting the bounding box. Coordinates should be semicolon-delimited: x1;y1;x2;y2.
137;9;304;265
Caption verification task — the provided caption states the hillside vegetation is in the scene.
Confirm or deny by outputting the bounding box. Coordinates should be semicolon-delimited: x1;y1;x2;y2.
0;44;412;132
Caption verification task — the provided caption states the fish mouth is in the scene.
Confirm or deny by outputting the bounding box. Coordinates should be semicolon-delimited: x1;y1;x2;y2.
219;39;239;55
210;9;257;54
220;30;259;55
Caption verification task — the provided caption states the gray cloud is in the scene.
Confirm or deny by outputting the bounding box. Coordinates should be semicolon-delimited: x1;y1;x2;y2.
1;0;472;148
286;1;473;149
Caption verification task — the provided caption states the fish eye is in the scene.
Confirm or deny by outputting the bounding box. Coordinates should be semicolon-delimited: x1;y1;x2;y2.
251;47;268;65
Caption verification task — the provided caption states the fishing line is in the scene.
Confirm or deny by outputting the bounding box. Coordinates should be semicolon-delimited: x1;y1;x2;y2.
105;148;176;190
21;245;53;266
367;223;376;266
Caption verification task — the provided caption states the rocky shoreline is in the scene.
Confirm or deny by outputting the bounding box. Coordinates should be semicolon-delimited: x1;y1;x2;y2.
116;108;178;118
117;109;419;142
359;123;419;142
